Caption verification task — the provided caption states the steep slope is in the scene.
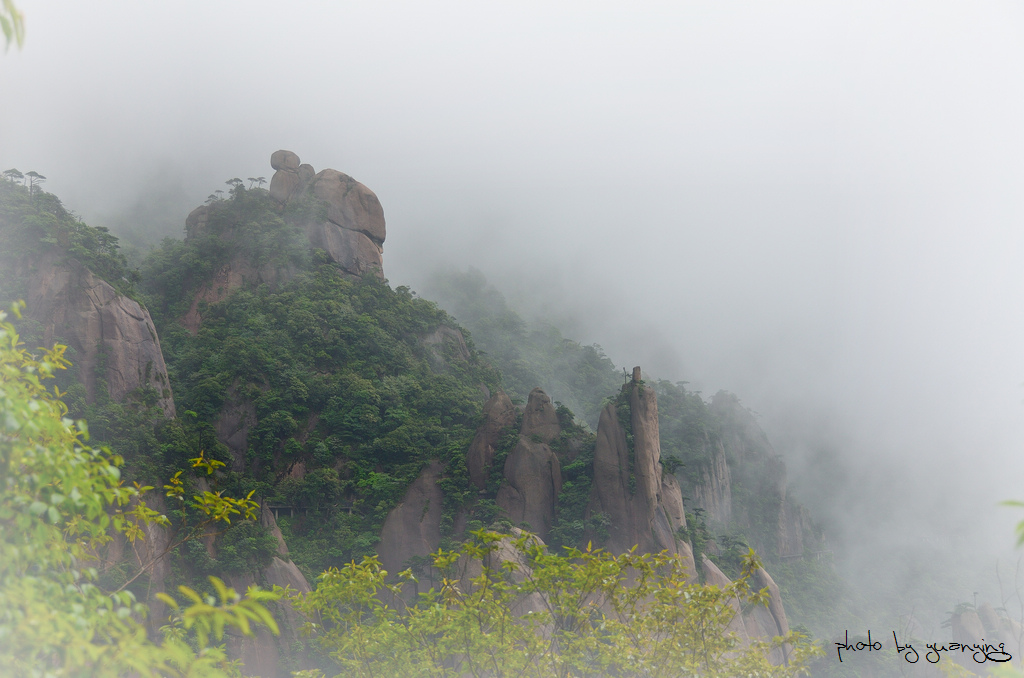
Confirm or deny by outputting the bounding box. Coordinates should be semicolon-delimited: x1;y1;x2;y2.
0;180;175;417
139;155;500;583
3;155;830;675
586;369;689;559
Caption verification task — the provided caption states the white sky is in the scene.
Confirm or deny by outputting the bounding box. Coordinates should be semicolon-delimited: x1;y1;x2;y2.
4;0;1024;622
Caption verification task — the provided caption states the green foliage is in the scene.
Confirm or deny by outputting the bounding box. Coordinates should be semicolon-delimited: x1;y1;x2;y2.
547;419;604;550
140;188;310;327
652;379;720;485
0;303;278;676
680;508;711;568
1;0;24;51
209;520;280;574
423;268;621;428
295;531;820;677
770;557;847;640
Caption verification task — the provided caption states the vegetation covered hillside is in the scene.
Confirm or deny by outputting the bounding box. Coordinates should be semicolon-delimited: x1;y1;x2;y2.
0;162;835;675
137;184;507;578
425;268;841;632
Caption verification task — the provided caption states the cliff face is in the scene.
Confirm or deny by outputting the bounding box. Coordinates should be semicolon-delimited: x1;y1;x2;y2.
700;554;792;665
467;391;517;490
679;430;732;525
585;368;696;576
271;149;385;277
496;388;564;541
678;390;819;559
182;150;386;333
24;253;175;416
377;460;445;575
212;508;315;678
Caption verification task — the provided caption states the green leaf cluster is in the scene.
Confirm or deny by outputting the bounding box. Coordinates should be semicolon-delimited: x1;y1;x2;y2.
0;303;278;676
295;530;821;677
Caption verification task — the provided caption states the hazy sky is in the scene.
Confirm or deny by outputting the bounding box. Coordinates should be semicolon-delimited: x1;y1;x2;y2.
4;0;1024;622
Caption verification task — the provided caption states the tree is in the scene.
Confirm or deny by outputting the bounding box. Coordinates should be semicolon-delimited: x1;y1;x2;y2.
0;301;279;676
2;168;23;184
25;170;45;196
295;530;820;677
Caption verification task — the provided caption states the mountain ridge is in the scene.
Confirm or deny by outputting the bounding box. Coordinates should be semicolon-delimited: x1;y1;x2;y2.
0;150;829;677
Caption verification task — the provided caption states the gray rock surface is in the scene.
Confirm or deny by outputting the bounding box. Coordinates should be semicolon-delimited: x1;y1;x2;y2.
496;389;563;540
688;435;733;526
496;436;562;539
454;528;548;616
521;387;561;444
302;220;382;277
310;168;386;245
25;254;175;416
467;391;517;489
700;554;793;665
215;381;256;471
270;149;300;170
377;460;445;574
266;151;386;277
585;369;690;573
269;167;304;203
420;325;471;373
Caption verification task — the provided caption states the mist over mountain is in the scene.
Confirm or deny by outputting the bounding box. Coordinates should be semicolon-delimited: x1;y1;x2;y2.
3;2;1024;674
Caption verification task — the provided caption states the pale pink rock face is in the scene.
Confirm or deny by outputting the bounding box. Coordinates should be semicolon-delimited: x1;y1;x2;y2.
25;253;175;417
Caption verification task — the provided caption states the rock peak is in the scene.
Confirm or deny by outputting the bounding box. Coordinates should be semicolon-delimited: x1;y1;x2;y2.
267;150;385;278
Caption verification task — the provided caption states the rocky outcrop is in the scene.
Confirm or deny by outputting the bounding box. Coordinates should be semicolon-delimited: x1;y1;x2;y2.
750;567;792;664
128;494;174;632
260;503;291;558
467;391;517;490
588;399;632;545
685;435;732;526
185;151;386;330
585;368;693;576
219;510;313;678
377;460;445;574
708;391;809;558
952;602;1024;665
700;555;754;646
268;150;385;278
310;168;386;245
302;220;382;277
521;386;561;445
261;555;314;674
496;389;563;540
269;150;313;203
180;210;300;333
778;499;810;559
420;325;471;374
25;254;175;416
700;555;792;665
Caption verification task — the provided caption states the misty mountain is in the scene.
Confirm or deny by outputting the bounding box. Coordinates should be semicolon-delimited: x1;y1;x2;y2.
0;151;883;675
